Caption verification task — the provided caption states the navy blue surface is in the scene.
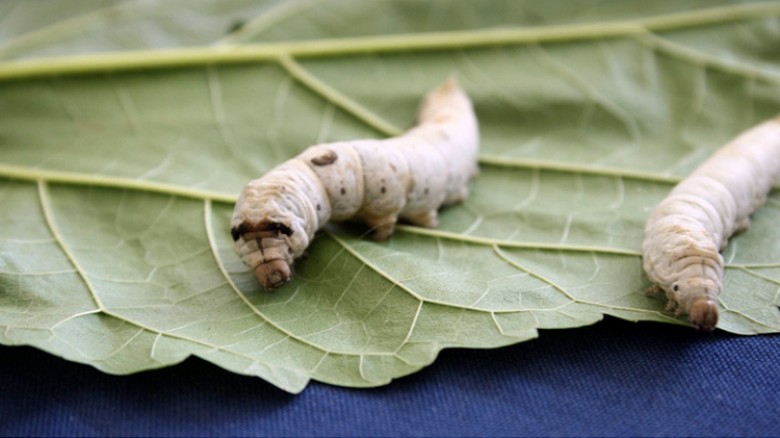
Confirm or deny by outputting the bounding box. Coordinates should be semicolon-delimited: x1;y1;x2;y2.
2;317;779;437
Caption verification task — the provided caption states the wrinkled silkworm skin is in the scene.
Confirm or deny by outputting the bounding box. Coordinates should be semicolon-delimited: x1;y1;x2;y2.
642;116;780;331
231;78;479;289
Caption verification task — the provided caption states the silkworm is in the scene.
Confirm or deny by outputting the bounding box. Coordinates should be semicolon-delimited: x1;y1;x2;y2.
231;78;479;289
642;116;780;331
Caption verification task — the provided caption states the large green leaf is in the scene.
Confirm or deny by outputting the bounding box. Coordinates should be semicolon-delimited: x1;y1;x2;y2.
1;0;780;393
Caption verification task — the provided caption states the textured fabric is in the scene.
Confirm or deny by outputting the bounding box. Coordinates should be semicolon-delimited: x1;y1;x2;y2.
2;317;779;437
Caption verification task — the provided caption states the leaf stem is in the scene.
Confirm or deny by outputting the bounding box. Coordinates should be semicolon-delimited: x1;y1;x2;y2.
478;154;682;184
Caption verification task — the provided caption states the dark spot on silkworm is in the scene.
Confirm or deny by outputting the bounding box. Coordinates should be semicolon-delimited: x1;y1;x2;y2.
673;284;679;292
275;223;293;236
340;187;346;195
232;220;255;241
311;150;338;166
381;186;386;194
316;204;321;211
240;220;293;238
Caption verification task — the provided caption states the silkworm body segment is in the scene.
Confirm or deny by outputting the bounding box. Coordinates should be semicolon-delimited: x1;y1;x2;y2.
642;117;780;330
231;78;479;289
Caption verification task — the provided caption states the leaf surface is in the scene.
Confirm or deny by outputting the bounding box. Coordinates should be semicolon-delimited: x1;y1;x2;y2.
1;0;780;392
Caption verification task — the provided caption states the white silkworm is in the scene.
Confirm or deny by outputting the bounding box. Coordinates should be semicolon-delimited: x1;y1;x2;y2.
231;78;479;289
642;116;780;331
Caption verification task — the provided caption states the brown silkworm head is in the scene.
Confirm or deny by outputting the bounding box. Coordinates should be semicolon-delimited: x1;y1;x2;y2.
255;259;292;289
673;277;719;331
689;299;719;332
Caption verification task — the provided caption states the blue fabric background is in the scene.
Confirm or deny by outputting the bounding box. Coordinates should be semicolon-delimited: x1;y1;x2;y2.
2;317;779;437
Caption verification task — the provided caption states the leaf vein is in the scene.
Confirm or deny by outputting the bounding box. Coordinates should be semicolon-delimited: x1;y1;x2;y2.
637;30;780;84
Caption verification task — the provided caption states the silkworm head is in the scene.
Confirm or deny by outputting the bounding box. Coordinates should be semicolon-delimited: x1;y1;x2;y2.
417;76;471;124
690;298;718;332
230;218;296;290
256;259;292;289
674;277;720;331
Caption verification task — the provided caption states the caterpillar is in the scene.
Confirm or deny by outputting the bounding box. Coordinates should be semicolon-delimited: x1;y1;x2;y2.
642;116;780;331
230;78;479;289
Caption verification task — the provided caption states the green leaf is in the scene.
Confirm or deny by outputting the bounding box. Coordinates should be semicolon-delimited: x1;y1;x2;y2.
2;0;780;393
